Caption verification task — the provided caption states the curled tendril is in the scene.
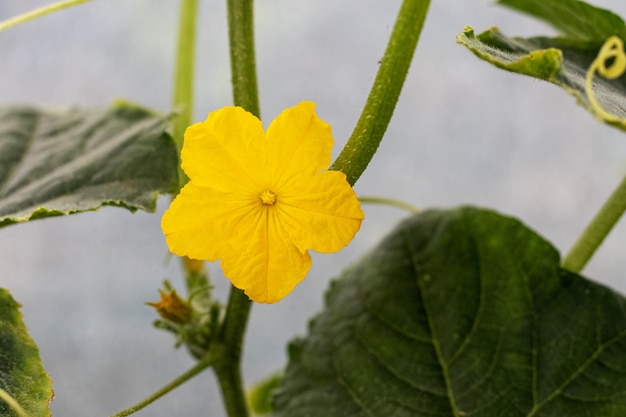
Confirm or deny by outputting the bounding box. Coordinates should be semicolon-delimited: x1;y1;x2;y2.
585;36;626;122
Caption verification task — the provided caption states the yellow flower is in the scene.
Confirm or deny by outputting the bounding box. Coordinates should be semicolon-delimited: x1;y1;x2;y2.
162;101;364;303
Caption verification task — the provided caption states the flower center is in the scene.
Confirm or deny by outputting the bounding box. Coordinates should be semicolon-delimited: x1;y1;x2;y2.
260;190;277;206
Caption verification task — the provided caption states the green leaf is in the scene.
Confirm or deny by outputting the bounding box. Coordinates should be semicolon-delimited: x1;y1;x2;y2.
273;207;626;417
0;288;53;417
457;0;626;131
0;102;179;228
498;0;626;41
457;26;626;130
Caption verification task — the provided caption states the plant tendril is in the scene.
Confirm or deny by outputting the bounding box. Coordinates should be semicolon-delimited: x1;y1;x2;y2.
359;196;419;214
584;36;626;122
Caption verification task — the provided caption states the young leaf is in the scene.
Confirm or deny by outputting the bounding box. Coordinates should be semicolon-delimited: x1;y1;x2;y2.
273;207;626;417
0;103;179;228
457;0;626;131
0;288;53;417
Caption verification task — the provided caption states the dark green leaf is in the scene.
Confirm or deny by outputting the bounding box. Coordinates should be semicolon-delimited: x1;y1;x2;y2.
273;207;626;417
457;26;626;130
498;0;626;41
0;102;179;228
0;288;53;417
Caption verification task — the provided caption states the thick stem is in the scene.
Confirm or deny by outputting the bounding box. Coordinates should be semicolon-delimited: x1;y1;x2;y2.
226;0;260;117
214;0;259;415
562;175;626;273
212;270;253;417
220;287;253;356
330;0;431;186
213;358;249;417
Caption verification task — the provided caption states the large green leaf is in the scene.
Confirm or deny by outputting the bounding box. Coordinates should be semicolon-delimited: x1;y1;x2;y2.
457;0;626;131
0;103;178;228
0;289;52;416
273;207;626;417
498;0;626;41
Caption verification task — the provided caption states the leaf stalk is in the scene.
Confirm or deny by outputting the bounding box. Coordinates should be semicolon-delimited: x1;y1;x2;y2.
562;174;626;273
0;0;91;32
330;0;432;186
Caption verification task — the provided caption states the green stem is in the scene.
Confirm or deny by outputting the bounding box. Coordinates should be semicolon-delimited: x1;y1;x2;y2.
0;0;92;32
220;287;253;359
359;196;420;214
171;0;212;323
562;175;626;273
212;283;252;417
172;0;199;188
108;354;216;417
226;0;260;117
330;0;431;186
213;362;249;417
213;287;253;417
212;0;259;416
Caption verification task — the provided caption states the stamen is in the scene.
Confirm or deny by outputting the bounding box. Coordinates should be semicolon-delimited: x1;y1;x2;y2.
260;190;277;205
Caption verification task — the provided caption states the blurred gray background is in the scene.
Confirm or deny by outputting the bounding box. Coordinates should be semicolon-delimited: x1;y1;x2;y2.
2;0;626;415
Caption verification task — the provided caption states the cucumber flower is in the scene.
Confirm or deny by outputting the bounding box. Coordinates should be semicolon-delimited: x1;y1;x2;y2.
162;101;364;303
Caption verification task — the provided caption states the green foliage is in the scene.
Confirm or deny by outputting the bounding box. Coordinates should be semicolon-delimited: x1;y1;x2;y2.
6;0;626;416
273;207;626;417
498;0;626;41
0;289;52;417
457;0;626;130
0;102;179;228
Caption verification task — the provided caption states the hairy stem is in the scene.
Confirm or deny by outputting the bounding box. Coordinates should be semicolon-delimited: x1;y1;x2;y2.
213;292;252;417
562;175;626;273
330;0;431;186
0;0;92;32
213;0;259;415
227;0;260;117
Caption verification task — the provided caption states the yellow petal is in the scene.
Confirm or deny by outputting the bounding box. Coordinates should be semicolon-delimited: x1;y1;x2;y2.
181;106;269;193
163;102;361;304
220;206;312;304
161;182;257;261
265;101;333;188
277;170;364;253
